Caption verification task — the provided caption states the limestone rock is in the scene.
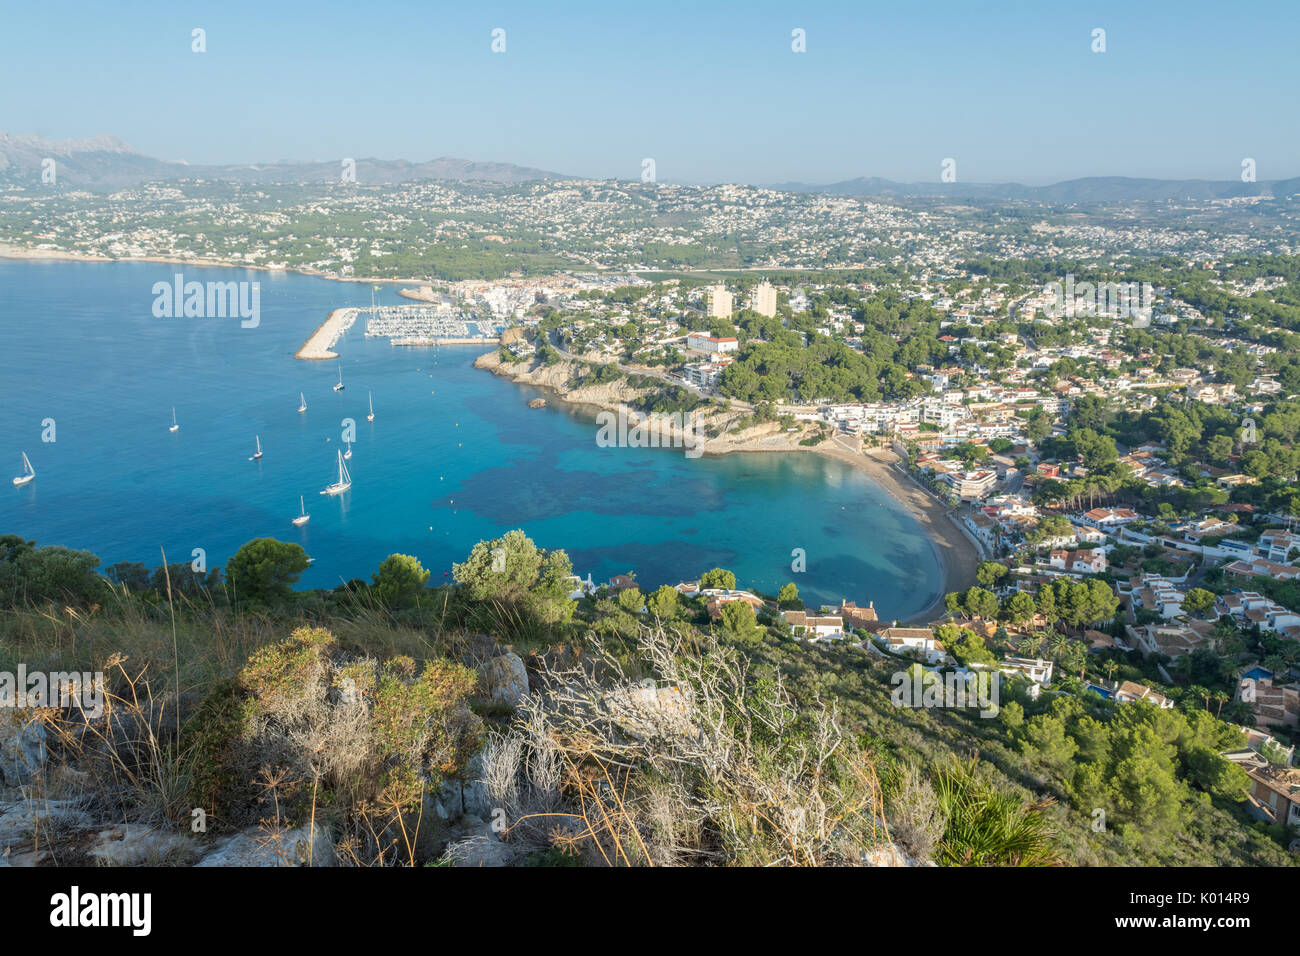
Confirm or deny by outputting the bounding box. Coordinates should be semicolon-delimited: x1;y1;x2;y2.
195;823;335;867
0;710;47;787
477;653;529;708
427;777;463;821
862;842;935;867
460;751;493;820
0;798;91;849
88;824;199;866
443;818;522;867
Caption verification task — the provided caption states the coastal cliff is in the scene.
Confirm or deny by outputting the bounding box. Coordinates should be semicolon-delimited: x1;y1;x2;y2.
473;350;833;455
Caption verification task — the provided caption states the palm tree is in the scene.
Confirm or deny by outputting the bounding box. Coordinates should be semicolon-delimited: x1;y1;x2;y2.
931;757;1061;867
1212;689;1229;718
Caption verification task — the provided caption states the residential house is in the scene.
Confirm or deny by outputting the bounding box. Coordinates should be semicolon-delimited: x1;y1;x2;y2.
878;626;948;663
1127;620;1213;659
1238;671;1300;732
1072;549;1107;574
999;657;1054;686
824;600;879;629
1245;765;1300;829
783;610;844;640
1081;507;1141;529
1114;681;1175;708
1225;557;1300;582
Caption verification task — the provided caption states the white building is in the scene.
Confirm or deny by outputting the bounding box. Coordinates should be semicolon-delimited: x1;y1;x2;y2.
706;284;734;318
685;332;739;355
748;280;777;317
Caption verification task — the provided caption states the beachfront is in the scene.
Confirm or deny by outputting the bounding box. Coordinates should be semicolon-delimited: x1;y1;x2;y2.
473;350;981;618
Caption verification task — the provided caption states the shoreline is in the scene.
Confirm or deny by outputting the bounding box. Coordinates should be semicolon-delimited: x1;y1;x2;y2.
477;352;978;623
712;443;975;627
0;243;430;286
824;445;977;626
0;247;977;620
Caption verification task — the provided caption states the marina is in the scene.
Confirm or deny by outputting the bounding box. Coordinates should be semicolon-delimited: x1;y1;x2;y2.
363;304;503;345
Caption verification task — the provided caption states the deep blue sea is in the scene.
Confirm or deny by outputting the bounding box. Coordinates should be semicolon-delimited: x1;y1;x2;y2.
0;260;943;619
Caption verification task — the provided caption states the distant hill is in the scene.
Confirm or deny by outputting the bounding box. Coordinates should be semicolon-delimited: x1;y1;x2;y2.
5;132;1298;201
0;131;573;190
770;174;1300;202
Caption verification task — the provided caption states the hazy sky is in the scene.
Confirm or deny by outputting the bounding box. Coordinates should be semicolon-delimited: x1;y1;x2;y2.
4;0;1297;185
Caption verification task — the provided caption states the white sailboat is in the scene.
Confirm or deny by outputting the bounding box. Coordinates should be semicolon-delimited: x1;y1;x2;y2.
292;495;310;526
298;392;307;414
333;364;345;392
320;449;351;496
343;440;352;461
366;390;375;422
12;452;35;487
168;407;179;432
249;435;263;461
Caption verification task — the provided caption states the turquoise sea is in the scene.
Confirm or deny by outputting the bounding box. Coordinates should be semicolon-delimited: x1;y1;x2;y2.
0;260;943;619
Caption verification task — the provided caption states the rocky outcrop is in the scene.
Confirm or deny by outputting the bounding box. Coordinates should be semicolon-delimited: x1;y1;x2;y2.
428;751;494;823
88;824;199;866
0;798;91;849
443;818;523;867
0;710;47;786
477;653;529;708
195;823;336;867
473;351;829;456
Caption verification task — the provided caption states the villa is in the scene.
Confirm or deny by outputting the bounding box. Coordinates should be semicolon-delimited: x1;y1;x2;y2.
878;626;948;663
1114;681;1175;709
1081;507;1140;528
783;610;844;640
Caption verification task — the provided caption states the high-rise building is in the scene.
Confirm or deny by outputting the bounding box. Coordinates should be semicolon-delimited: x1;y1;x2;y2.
706;284;733;318
749;280;777;317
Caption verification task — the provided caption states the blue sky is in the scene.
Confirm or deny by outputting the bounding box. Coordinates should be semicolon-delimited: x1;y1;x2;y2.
3;0;1297;184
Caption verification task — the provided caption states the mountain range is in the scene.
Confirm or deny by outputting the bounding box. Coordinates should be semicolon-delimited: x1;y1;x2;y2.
769;174;1300;203
3;132;1298;201
0;132;571;190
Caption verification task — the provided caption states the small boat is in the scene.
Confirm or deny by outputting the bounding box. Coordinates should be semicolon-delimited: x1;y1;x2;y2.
249;435;263;461
292;495;310;527
366;390;374;422
12;452;35;487
343;440;352;461
168;407;179;432
320;449;351;496
333;364;345;392
298;392;307;414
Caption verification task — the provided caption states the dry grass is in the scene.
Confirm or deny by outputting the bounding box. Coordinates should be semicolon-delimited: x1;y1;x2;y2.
460;623;893;866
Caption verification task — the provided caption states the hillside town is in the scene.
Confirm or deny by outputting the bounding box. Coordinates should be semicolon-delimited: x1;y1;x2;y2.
492;257;1300;847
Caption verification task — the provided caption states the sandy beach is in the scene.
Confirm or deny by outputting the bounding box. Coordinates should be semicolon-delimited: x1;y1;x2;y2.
817;445;981;626
474;351;981;622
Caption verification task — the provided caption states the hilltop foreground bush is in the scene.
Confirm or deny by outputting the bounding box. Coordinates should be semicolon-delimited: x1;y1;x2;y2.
183;626;482;862
455;625;1059;867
